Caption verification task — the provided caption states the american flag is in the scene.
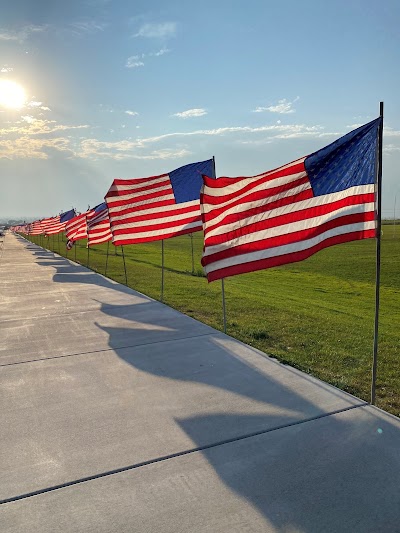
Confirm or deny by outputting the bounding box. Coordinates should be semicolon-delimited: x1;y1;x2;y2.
65;210;92;244
29;220;44;235
41;209;75;236
105;159;214;245
201;118;381;282
87;202;112;247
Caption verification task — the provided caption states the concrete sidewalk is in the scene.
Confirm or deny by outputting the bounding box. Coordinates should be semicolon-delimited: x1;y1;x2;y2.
1;233;399;532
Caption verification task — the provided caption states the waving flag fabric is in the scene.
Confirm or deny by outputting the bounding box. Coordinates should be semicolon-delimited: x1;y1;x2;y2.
41;209;75;235
105;159;214;245
87;202;112;247
201;118;381;282
65;211;92;244
29;220;43;235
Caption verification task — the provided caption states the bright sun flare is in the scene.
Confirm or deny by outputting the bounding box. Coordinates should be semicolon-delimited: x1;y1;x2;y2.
0;80;27;109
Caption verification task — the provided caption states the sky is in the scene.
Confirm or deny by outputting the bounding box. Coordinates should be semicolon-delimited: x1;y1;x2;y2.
1;0;399;220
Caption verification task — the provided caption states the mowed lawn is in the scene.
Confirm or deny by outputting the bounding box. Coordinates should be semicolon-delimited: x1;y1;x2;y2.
28;224;400;417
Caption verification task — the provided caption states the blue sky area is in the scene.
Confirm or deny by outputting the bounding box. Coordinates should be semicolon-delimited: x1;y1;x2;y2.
1;0;399;219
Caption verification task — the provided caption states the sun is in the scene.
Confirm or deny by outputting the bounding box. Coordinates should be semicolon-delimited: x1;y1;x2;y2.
0;80;27;109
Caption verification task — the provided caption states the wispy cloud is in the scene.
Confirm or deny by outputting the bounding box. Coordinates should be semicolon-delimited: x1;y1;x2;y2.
126;55;144;68
79;138;189;160
382;127;400;154
1;66;13;73
125;48;170;69
253;97;300;114
0;136;73;160
384;126;400;137
149;48;170;57
383;144;400;154
27;101;51;111
134;22;176;39
0;25;47;43
0;118;89;136
78;122;335;160
69;20;107;36
173;108;208;119
125;110;139;116
133;123;326;145
0;113;344;162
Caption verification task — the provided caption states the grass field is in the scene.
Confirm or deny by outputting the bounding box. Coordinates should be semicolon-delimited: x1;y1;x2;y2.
27;225;400;417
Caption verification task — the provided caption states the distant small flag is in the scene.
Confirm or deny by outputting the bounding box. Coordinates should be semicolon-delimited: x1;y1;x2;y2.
105;159;214;245
86;202;112;247
201;119;381;282
29;220;44;235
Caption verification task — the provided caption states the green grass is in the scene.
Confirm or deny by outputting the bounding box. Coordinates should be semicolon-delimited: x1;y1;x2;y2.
28;225;400;417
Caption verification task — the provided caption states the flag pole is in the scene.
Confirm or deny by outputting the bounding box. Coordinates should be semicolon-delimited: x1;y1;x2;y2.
87;243;90;268
161;239;165;302
190;233;194;274
371;101;384;405
105;241;110;276
121;245;128;285
212;155;227;333
221;278;227;334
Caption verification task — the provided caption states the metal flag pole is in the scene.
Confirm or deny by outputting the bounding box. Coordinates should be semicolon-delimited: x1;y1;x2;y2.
74;240;77;261
87;244;90;268
371;101;384;405
57;232;60;254
221;278;227;334
121;245;128;285
105;240;110;276
190;233;194;274
212;155;227;333
393;195;397;239
161;239;165;302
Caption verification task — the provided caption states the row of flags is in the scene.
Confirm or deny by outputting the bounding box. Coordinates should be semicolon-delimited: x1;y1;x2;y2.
12;118;382;283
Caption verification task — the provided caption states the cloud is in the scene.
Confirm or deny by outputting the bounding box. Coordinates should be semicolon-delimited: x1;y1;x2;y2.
383;144;400;154
69;20;107;36
126;56;144;68
79;138;190;160
384;126;400;137
0;118;89;136
125;48;170;69
0;136;73;160
346;123;364;129
149;48;170;57
0;25;47;43
134;22;176;39
77;121;334;160
1;66;13;73
26;100;51;111
173;108;208;119
253;97;300;114
21;115;36;124
132;123;326;146
125;110;139;116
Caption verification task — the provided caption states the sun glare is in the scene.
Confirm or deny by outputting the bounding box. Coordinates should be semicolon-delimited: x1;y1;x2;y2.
0;80;27;109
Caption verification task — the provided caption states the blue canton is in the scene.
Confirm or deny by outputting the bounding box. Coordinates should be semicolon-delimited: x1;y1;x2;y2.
305;118;381;196
169;159;214;204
